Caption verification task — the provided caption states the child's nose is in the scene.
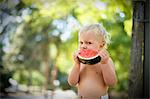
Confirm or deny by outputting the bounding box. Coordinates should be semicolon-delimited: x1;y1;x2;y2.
82;45;87;49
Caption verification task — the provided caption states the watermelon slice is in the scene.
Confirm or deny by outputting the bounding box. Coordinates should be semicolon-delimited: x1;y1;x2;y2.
78;49;101;65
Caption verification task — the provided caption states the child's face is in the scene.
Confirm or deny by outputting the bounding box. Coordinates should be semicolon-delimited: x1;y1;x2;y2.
78;31;104;51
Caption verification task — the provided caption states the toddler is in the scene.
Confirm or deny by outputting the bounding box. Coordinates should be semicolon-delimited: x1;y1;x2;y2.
68;24;117;99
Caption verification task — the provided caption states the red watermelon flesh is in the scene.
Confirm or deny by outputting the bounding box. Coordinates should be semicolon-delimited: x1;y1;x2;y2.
78;49;99;60
78;49;101;65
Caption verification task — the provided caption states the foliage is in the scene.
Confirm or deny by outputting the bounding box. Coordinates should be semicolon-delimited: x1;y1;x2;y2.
0;0;132;93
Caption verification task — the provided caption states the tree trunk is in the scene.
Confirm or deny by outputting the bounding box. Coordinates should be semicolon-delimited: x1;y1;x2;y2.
144;0;150;98
44;42;50;91
129;0;145;98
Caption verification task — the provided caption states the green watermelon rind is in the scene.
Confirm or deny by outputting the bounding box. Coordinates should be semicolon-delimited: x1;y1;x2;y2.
78;55;101;65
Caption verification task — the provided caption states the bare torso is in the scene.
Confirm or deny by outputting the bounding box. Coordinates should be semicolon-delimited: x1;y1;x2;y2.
78;63;108;99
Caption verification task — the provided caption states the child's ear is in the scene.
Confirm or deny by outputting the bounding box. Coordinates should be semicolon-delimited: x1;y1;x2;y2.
100;41;105;48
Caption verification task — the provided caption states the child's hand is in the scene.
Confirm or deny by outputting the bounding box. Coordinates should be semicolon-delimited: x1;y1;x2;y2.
99;49;110;64
73;50;80;65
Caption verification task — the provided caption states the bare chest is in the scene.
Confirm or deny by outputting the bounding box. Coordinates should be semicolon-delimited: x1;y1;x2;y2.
78;63;108;97
79;63;102;78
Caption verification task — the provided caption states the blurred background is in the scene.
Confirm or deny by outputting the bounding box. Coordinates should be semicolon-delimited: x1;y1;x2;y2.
0;0;132;99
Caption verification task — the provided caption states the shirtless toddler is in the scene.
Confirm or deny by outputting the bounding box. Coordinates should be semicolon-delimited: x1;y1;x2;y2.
68;24;117;99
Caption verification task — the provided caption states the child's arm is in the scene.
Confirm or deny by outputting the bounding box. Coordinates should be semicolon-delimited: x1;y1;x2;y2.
99;49;117;86
68;63;80;86
101;58;117;86
68;51;80;86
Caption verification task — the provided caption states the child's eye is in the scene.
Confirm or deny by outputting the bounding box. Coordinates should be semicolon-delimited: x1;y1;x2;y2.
80;41;83;44
88;42;92;44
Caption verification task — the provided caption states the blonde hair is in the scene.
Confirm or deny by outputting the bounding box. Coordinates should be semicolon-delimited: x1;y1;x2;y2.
79;23;111;48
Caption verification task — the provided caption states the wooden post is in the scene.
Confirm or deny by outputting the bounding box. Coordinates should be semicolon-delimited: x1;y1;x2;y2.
144;0;150;98
129;0;145;98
